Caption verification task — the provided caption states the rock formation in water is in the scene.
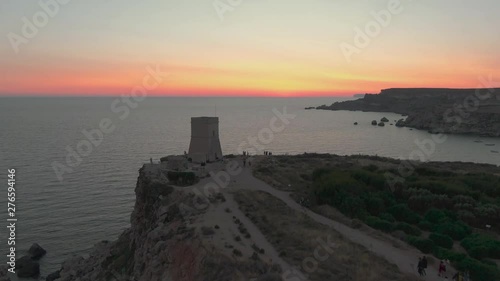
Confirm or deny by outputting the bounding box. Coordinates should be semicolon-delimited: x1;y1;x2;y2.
28;243;47;260
316;88;500;137
51;166;281;281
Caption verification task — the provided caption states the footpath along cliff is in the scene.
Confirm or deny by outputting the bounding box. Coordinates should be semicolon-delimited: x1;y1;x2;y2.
316;88;500;137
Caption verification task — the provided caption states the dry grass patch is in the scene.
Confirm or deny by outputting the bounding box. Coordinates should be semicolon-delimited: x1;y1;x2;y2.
234;189;419;281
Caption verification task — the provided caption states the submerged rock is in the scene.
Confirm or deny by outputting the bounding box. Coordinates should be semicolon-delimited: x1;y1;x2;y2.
46;269;61;281
371;120;377;125
378;122;385;127
381;117;389;122
28;243;46;260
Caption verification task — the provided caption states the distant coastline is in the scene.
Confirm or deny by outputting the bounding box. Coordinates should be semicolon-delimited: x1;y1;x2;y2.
314;88;500;137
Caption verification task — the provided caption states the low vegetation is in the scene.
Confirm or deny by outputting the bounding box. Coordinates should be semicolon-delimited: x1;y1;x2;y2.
166;171;197;185
253;155;500;280
311;165;500;280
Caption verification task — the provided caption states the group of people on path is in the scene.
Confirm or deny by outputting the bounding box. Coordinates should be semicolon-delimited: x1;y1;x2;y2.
243;157;251;167
451;271;471;281
438;260;471;280
418;258;471;281
417;256;428;276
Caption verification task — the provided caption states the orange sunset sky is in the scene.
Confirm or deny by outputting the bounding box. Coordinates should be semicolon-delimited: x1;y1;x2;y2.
1;0;499;97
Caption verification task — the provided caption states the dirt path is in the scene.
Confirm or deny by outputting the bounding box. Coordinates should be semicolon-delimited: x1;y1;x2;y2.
226;163;455;281
185;172;308;280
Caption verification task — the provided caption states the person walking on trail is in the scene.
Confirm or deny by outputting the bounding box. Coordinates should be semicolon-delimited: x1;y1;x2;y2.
421;256;428;276
452;272;464;281
464;270;470;281
417;257;424;276
439;260;447;277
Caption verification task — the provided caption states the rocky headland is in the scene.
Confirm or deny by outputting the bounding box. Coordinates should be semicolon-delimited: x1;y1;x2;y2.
316;88;500;137
24;153;500;281
45;164;283;281
40;156;430;281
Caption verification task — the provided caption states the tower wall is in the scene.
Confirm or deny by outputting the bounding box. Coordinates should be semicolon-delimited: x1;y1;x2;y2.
188;117;223;163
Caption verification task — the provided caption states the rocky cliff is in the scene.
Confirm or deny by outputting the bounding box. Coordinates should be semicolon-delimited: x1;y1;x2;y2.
51;165;281;281
317;88;500;137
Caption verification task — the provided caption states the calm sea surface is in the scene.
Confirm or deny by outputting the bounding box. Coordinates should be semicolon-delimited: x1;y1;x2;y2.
1;97;499;278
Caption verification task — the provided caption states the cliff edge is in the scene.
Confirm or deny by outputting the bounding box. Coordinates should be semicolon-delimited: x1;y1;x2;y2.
52;165;282;281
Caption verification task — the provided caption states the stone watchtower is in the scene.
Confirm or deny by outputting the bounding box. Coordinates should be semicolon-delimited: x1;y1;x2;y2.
188;117;223;163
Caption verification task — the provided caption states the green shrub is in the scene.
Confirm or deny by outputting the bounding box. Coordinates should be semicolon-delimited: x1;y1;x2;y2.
433;221;471;240
167;171;196;185
362;164;379;172
395;222;422;236
418;220;434;231
363;195;385;215
364;216;394;233
425;208;448;224
407;236;435;254
456;257;500;281
481;259;498;267
461;234;500;260
339;196;367;218
352;170;385;190
415;167;454;177
375;191;397;207
460;173;500;198
429;233;454;249
433;246;466;263
387;204;421;224
379;212;396;223
311;168;332;180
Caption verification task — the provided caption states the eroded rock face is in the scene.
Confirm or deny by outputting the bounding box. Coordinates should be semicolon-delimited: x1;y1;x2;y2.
55;166;281;281
317;88;500;137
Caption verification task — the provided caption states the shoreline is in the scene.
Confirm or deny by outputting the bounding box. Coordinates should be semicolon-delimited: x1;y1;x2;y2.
314;88;500;138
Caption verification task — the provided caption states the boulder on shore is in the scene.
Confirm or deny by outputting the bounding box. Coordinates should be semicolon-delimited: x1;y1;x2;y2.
17;256;39;278
395;119;405;127
28;243;46;260
46;269;61;281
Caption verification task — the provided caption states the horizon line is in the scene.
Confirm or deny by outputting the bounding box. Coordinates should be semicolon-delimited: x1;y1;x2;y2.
0;93;358;98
